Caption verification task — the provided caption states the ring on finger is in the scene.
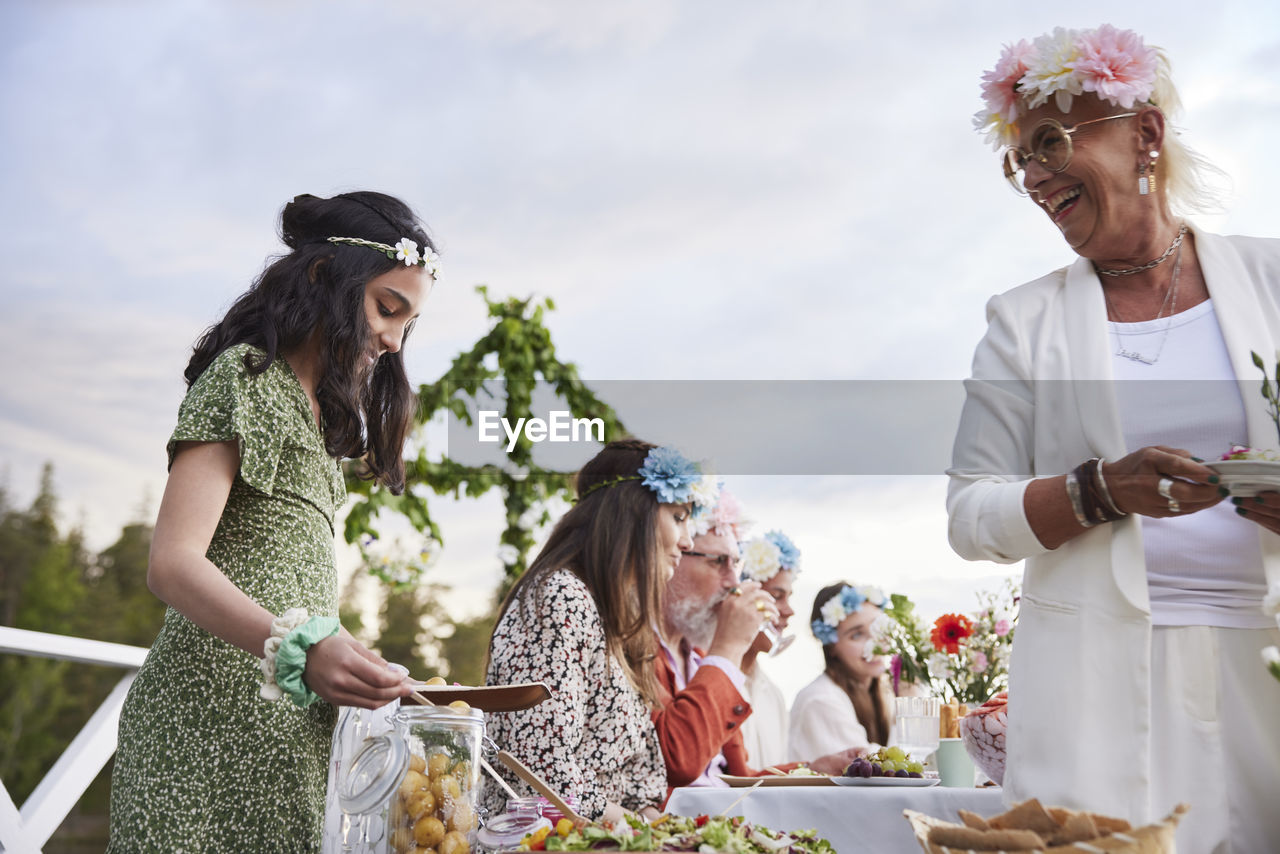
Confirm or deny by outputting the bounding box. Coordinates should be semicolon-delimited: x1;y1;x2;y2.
1156;476;1179;512
755;600;767;612
729;587;743;596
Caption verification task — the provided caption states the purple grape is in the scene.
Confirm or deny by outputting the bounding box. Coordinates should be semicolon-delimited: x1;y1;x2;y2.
909;772;923;778
895;769;910;778
870;763;884;777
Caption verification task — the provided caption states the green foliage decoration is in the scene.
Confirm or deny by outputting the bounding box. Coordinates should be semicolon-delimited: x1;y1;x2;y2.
344;286;627;587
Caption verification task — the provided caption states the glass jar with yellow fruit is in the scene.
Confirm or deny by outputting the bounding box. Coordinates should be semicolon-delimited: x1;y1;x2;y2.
339;701;485;854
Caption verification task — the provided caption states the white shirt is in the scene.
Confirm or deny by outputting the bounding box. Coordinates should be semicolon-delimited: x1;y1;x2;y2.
788;673;870;762
739;663;789;769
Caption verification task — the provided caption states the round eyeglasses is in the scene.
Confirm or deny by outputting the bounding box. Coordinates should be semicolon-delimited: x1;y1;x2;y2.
1001;112;1137;195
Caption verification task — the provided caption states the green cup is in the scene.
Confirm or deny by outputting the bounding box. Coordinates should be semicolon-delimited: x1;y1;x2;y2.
935;737;974;788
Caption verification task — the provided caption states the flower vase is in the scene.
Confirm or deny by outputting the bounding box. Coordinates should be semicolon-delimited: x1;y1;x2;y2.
959;691;1007;785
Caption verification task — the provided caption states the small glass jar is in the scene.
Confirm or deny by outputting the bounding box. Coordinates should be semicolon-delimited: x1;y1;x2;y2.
341;705;485;854
474;797;551;853
534;794;581;827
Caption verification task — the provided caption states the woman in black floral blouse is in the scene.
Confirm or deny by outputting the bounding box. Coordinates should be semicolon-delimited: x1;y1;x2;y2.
484;439;710;822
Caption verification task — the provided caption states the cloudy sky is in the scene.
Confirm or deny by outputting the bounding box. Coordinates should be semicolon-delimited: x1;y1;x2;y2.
4;0;1279;700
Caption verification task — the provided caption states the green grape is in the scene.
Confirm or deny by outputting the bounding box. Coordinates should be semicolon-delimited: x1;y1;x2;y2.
906;761;924;774
884;746;907;762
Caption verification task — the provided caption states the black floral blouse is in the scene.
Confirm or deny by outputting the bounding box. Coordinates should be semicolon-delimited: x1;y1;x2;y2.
483;570;667;820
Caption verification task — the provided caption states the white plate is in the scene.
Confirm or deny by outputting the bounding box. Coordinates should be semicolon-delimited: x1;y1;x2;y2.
1206;460;1280;497
832;775;939;787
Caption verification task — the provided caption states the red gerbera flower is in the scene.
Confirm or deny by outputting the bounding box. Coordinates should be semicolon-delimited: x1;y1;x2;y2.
931;613;974;654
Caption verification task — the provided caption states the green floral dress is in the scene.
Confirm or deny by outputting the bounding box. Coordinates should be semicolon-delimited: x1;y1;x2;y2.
108;344;346;853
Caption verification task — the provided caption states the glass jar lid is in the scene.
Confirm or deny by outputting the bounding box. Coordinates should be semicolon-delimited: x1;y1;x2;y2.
339;733;409;815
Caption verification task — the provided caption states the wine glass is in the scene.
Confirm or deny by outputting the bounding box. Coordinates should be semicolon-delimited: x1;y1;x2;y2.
893;696;941;762
760;622;795;657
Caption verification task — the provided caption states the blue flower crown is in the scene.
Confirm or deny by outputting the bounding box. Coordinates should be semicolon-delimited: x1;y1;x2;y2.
810;583;888;645
577;446;709;506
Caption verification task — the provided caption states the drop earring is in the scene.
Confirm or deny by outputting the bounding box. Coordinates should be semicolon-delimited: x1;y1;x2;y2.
1139;150;1159;195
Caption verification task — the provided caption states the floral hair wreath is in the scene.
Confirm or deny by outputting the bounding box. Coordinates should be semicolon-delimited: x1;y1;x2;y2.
811;583;887;645
577;446;715;507
327;235;441;278
738;529;801;583
691;483;746;538
974;24;1177;150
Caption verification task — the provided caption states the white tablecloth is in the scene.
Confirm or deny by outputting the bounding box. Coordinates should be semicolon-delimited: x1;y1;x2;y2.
666;784;1005;853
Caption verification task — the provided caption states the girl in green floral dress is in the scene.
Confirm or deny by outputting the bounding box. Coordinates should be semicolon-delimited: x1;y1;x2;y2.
108;192;437;853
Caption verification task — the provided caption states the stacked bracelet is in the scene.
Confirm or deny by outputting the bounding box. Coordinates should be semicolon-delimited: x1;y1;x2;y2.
1066;458;1129;528
259;608;341;707
1064;470;1096;528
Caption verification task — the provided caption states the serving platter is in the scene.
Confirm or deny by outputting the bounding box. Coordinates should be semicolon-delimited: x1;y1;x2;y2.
409;681;551;712
832;775;939;787
719;773;835;787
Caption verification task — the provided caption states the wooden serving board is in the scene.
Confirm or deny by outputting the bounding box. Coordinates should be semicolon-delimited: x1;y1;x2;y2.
410;681;551;712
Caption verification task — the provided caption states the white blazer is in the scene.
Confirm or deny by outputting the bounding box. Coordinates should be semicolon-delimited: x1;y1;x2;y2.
947;227;1280;820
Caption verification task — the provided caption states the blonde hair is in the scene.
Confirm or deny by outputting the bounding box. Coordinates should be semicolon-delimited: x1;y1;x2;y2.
1143;48;1227;215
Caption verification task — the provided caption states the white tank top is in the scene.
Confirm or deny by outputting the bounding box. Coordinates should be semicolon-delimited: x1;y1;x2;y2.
1110;298;1272;628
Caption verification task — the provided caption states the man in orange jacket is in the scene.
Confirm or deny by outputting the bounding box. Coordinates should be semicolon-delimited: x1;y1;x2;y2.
651;492;861;799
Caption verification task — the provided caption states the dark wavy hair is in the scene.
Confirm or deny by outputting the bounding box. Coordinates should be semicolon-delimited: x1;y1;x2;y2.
811;582;892;746
185;191;435;493
489;439;669;706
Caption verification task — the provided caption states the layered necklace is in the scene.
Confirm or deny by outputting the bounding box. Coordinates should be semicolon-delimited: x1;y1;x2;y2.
1099;224;1188;365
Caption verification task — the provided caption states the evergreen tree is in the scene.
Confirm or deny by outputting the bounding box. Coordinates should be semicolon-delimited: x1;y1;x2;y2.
0;465;91;802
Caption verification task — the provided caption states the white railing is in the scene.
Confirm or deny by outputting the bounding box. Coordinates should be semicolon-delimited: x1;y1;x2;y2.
0;626;148;854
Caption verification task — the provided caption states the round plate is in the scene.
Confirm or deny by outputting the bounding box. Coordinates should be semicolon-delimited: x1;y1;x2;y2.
1206;459;1280;497
832;775;939;787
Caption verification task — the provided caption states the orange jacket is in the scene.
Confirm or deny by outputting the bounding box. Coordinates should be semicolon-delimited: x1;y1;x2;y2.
651;637;798;800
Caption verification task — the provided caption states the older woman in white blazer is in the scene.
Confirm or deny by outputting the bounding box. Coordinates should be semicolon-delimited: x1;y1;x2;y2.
951;26;1280;853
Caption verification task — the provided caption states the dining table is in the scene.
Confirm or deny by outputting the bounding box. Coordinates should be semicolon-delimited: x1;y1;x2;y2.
666;781;1005;853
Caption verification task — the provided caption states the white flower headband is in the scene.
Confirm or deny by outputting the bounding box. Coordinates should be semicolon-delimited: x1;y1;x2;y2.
737;529;800;583
974;24;1177;150
811;583;887;645
327;235;441;278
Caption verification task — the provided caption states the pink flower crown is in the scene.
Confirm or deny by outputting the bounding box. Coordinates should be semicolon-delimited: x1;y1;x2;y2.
974;24;1176;150
691;485;748;541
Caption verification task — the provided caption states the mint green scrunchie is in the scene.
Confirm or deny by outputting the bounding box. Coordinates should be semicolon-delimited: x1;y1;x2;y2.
275;616;341;708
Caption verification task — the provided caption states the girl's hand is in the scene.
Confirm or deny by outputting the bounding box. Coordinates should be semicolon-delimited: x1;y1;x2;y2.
303;635;414;709
1102;445;1224;518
